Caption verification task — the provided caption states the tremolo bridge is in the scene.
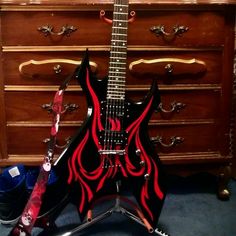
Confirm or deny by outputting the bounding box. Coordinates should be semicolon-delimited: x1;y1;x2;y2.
98;130;128;168
98;149;126;155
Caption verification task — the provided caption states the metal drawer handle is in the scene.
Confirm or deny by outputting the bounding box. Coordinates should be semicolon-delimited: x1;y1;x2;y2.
42;102;79;114
158;102;186;114
43;136;71;149
38;24;77;37
151;136;184;148
150;25;189;41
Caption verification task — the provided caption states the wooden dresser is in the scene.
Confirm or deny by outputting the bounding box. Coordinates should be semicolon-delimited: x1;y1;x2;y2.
0;0;235;198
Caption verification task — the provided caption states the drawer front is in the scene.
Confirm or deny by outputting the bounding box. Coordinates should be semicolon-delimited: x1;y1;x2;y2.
4;50;222;86
149;123;220;154
129;90;221;120
7;123;221;156
1;11;111;46
5;91;87;122
1;10;225;47
7;126;79;155
129;10;225;46
5;90;220;122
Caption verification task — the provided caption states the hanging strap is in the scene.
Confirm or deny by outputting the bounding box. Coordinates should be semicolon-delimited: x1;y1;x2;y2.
9;66;79;236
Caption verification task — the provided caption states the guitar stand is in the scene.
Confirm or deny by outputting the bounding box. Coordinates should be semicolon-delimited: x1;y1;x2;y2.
58;181;169;236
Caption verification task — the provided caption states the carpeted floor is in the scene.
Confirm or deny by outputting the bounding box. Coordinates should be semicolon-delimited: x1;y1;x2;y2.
1;174;236;236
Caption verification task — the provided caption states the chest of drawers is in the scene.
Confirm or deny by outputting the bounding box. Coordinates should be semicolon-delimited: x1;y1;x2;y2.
0;0;235;198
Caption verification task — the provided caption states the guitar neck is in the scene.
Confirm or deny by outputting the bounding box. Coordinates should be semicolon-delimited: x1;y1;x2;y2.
107;0;129;102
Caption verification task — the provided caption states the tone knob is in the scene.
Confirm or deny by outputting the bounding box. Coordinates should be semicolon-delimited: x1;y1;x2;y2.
144;173;150;180
140;160;145;167
136;149;141;156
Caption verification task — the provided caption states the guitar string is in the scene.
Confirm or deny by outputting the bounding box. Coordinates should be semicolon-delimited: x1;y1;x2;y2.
104;0;128;168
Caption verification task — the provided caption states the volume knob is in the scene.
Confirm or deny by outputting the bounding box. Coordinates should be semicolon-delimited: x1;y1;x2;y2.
136;149;141;156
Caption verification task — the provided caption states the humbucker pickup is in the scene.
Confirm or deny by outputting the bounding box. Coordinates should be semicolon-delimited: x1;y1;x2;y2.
98;130;128;146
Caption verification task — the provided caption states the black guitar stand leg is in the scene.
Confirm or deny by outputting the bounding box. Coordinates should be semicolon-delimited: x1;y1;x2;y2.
57;181;169;236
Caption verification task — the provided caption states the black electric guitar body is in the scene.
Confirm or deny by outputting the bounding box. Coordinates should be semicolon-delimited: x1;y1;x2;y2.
55;0;166;229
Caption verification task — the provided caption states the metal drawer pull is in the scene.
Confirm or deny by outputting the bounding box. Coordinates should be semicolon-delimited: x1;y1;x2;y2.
151;136;184;148
38;24;77;37
150;25;188;41
158;102;186;114
53;64;62;74
43;137;71;149
42;102;79;114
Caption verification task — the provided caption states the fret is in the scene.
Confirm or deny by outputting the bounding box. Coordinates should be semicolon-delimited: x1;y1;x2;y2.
107;89;125;93
110;51;127;56
107;98;125;101
109;80;125;85
105;0;129;116
107;96;125;100
109;72;126;75
110;57;126;60
107;92;125;96
107;86;125;90
107;92;125;95
109;71;126;74
110;61;126;65
112;26;128;30
114;4;128;7
109;66;126;70
108;79;125;82
112;33;127;36
107;89;125;92
114;12;128;15
113;19;128;22
111;39;127;42
109;75;126;78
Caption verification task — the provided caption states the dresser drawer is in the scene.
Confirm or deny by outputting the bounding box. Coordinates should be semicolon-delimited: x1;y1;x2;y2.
7;123;221;156
128;10;225;46
7;126;79;155
5;91;87;122
1;10;226;47
1;11;111;46
129;89;221;121
3;51;104;86
5;89;220;122
149;123;221;154
3;50;221;86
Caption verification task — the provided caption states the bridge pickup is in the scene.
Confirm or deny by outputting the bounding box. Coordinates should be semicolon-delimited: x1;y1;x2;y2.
99;130;128;145
98;149;126;155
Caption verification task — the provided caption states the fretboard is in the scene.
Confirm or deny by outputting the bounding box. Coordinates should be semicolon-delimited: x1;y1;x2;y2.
107;0;129;102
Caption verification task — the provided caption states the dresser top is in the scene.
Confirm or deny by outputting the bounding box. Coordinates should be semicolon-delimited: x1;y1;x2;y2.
0;0;236;5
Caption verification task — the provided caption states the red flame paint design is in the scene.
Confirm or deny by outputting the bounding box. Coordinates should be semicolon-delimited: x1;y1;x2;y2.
67;68;163;220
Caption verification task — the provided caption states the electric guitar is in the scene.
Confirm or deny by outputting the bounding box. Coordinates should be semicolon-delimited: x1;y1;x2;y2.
55;0;166;228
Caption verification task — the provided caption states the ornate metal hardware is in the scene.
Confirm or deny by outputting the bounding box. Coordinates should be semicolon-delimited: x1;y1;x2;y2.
151;136;184;148
38;24;77;37
53;64;62;74
100;10;136;24
43;136;71;149
41;102;79;114
165;63;174;74
150;25;189;41
158;101;186;114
